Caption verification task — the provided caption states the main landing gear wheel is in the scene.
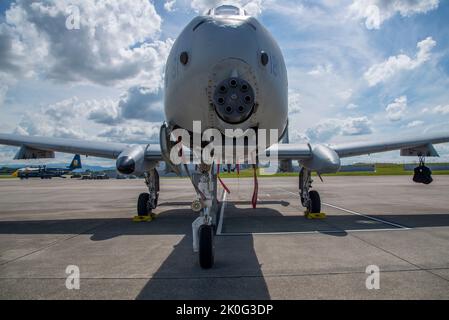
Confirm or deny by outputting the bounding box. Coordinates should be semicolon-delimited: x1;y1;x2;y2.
308;190;321;213
136;169;160;218
198;224;214;269
137;192;151;216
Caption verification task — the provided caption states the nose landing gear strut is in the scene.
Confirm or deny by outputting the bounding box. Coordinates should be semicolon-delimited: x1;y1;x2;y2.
188;163;218;269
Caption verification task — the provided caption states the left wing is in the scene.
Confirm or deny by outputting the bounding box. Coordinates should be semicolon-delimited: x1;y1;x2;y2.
331;132;449;158
0;133;162;160
270;132;449;175
274;132;449;160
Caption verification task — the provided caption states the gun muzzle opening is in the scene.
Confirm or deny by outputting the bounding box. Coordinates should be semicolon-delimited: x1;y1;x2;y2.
213;77;255;124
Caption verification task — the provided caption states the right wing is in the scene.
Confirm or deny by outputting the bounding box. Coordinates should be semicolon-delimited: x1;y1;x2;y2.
0;133;162;160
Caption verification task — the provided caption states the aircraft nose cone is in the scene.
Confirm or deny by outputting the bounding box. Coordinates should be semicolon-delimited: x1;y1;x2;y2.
116;156;135;175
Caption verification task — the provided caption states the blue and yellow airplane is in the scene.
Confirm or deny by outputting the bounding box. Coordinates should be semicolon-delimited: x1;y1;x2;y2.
12;155;82;179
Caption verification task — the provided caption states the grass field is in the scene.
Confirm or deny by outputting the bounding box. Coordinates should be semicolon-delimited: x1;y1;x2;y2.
218;163;449;178
1;164;448;180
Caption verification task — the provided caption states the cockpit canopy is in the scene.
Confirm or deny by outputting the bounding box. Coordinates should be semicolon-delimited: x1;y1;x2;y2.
207;5;248;17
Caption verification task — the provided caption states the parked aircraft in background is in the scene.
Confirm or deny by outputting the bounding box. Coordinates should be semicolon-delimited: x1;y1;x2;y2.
12;155;82;179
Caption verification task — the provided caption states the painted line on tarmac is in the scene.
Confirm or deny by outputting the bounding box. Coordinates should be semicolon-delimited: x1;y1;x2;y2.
322;202;410;230
216;190;227;235
219;227;409;237
216;187;411;236
280;188;410;230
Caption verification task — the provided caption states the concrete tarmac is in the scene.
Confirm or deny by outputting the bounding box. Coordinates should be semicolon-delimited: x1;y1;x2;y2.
0;176;449;299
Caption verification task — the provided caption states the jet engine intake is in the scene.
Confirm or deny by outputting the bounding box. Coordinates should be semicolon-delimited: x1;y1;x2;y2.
300;145;341;174
116;145;154;176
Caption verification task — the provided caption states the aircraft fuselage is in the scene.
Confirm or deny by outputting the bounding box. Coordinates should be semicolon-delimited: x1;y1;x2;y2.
164;10;288;147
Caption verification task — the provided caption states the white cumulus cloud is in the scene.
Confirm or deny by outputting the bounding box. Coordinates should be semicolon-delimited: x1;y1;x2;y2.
422;104;449;115
305;117;372;142
288;91;302;116
386;96;407;121
164;1;177;12
0;0;172;89
98;124;160;144
406;120;423;128
364;37;436;86
349;0;439;30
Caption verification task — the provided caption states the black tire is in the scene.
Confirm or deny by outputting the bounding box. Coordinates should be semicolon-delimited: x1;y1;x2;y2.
308;190;321;213
199;224;214;269
153;195;159;209
137;193;151;216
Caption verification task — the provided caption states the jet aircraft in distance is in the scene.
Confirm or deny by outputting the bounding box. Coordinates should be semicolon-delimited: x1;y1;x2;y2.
1;4;448;268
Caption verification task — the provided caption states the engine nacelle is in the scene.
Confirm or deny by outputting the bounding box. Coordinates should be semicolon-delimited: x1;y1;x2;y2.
116;145;154;176
300;144;341;174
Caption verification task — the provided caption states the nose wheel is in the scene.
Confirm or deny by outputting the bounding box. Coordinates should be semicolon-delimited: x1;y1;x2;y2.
188;163;218;269
198;224;215;269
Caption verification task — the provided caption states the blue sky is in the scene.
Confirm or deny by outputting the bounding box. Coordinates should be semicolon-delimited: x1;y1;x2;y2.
0;0;449;166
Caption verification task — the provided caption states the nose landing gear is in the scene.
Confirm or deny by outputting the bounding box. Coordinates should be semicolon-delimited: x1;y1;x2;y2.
198;223;215;269
188;163;218;269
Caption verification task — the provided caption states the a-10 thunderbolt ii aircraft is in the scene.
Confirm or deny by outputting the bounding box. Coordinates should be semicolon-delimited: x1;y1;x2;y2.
1;5;448;268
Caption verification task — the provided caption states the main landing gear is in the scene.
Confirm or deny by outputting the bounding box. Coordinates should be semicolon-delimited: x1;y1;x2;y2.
299;167;324;218
136;168;160;220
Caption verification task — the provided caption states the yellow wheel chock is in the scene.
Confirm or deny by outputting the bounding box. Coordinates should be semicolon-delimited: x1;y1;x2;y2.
132;213;156;222
304;211;327;219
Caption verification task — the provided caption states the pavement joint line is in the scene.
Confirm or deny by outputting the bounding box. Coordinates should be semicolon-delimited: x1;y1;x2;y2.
347;232;449;284
0;222;111;267
279;187;410;230
1;268;448;281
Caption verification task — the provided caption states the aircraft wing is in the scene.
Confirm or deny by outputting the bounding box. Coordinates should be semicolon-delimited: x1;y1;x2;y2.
331;132;449;158
0;133;162;160
274;132;449;160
